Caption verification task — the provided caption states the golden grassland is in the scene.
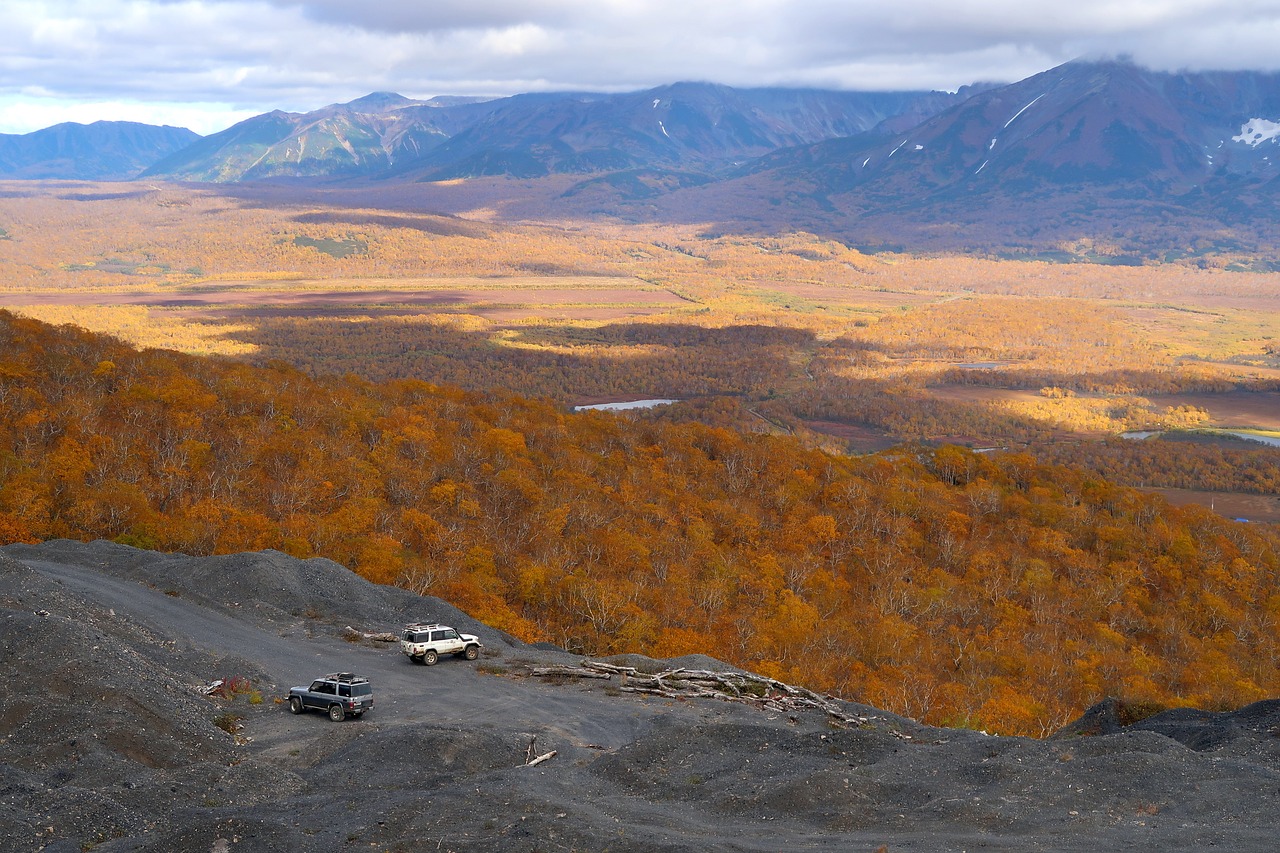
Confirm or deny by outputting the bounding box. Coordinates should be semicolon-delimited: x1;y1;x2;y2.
1;179;1278;490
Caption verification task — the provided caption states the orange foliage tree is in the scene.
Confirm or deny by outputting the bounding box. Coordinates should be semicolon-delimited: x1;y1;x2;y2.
2;311;1279;735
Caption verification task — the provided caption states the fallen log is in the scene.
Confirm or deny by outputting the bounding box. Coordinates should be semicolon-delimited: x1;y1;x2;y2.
531;666;611;679
526;750;557;767
619;684;721;700
583;660;637;676
343;626;399;642
543;660;875;728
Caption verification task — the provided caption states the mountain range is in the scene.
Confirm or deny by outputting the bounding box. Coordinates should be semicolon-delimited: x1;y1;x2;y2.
137;83;973;182
712;60;1280;260
5;59;1280;260
0;120;198;180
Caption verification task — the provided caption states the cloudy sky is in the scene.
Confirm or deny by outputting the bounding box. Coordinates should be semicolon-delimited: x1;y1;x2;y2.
3;0;1280;135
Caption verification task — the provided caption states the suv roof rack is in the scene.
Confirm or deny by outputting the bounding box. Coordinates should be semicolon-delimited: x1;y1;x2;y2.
321;672;369;684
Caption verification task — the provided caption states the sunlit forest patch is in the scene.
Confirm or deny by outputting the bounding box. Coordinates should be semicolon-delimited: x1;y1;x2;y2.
7;304;259;356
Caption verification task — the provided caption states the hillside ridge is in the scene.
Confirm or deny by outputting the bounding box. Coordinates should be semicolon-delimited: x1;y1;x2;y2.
3;311;1280;737
138;82;966;182
4;538;1280;851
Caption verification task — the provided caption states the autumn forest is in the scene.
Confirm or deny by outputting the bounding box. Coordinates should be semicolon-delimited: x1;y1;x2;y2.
1;180;1279;735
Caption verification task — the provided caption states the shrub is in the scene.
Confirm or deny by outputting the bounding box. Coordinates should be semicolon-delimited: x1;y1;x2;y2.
213;712;243;734
209;675;254;699
1115;698;1167;727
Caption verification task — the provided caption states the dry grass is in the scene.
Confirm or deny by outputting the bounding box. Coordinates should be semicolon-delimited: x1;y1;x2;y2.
1138;488;1280;524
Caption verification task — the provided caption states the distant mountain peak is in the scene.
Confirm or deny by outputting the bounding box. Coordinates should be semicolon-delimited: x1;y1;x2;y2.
723;59;1280;260
340;92;418;112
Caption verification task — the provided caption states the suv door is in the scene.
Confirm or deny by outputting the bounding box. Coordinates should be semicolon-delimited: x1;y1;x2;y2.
306;680;334;710
431;629;464;654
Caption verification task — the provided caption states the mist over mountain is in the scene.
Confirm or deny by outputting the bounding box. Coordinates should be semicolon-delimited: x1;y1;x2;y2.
0;121;200;180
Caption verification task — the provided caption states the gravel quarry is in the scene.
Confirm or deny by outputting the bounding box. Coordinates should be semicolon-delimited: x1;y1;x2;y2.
3;539;1280;852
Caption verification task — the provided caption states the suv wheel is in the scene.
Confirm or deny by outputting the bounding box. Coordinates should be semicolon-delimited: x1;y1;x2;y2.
289;696;304;714
464;644;480;661
328;704;346;722
422;649;438;666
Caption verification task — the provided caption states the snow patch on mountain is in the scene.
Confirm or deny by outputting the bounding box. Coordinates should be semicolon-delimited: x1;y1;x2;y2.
1003;94;1044;129
1233;118;1280;147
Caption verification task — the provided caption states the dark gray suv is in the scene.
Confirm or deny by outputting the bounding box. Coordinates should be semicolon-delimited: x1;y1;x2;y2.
288;673;373;721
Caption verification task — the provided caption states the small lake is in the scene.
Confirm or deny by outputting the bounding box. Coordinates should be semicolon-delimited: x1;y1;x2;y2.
573;399;679;412
1224;431;1280;448
1120;429;1280;447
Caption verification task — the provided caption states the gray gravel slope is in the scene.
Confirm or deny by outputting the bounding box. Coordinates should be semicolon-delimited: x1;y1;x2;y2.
3;540;1279;852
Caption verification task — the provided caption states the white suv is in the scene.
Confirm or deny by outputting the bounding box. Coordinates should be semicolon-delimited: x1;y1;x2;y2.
400;623;482;665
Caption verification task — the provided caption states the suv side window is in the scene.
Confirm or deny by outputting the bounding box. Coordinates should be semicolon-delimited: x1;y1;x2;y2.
443;629;460;640
431;630;445;641
338;684;351;697
314;681;335;695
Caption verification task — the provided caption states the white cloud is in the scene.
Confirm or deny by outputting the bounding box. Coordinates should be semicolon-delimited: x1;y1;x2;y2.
0;96;259;135
2;0;1279;134
263;0;582;32
476;23;557;57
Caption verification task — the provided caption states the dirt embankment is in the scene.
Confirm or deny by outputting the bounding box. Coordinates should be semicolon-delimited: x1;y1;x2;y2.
3;539;1280;852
